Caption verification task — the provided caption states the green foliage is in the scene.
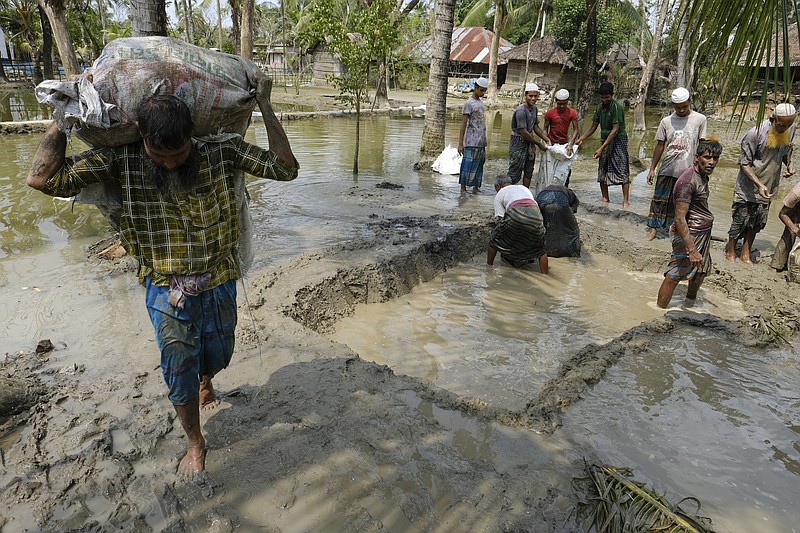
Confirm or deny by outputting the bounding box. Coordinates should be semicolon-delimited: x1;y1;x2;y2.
578;462;715;533
300;0;400;110
550;0;637;70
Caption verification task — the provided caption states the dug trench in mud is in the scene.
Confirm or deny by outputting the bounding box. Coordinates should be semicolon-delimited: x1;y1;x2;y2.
253;206;796;434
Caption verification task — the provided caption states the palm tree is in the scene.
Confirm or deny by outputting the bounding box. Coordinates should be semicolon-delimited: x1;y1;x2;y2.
419;0;455;162
631;0;669;131
461;0;543;103
36;0;81;74
129;0;168;36
682;0;798;123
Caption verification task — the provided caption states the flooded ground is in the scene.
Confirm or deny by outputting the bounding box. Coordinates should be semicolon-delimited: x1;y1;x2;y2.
1;95;799;532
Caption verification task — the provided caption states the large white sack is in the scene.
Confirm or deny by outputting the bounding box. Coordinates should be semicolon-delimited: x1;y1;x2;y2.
432;144;462;175
533;143;578;195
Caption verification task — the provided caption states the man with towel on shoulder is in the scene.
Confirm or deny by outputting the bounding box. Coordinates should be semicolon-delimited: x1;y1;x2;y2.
487;173;549;273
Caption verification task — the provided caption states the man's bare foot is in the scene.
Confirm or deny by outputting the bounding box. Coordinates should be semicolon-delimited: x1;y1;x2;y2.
622;202;630;209
178;443;206;480
725;254;736;262
740;257;753;264
472;186;481;194
199;376;220;411
646;228;657;241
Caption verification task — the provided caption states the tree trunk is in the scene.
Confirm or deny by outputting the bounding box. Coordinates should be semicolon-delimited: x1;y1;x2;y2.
354;95;361;174
419;0;455;163
39;6;54;79
373;57;390;108
240;0;254;59
576;0;598;118
676;10;689;87
216;0;224;49
485;0;503;104
186;0;195;44
229;0;241;53
37;0;81;75
632;0;670;131
130;0;168;37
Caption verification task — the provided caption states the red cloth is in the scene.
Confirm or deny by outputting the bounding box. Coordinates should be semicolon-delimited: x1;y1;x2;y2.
544;107;579;144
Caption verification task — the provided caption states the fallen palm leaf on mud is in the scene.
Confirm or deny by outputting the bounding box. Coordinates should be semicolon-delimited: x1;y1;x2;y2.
577;462;715;533
749;309;799;344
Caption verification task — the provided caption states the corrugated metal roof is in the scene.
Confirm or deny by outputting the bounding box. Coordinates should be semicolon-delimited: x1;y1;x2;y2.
411;26;514;65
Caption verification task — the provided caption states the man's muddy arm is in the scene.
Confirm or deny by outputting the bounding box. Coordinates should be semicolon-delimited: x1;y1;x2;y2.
27;122;66;190
740;163;771;199
778;205;800;236
647;140;666;185
674;201;702;266
256;77;298;172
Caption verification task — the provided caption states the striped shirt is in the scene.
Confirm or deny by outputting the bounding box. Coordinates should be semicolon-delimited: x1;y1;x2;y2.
43;135;298;287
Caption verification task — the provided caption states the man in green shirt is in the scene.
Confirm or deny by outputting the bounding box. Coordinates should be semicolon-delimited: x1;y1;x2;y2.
27;78;298;479
575;82;631;208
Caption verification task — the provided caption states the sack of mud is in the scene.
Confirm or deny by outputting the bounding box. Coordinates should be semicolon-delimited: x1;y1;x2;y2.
36;36;261;145
788;240;800;283
432;144;462;175
533;143;577;195
35;37;262;273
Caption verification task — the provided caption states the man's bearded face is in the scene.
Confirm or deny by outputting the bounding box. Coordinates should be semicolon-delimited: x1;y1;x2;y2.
767;122;793;149
143;139;200;196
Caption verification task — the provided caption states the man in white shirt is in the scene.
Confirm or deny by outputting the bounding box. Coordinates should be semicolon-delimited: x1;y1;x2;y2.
487;173;549;273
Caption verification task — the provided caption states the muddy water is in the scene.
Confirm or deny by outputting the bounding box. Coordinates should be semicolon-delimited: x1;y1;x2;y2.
1;106;799;532
331;251;748;411
564;331;800;533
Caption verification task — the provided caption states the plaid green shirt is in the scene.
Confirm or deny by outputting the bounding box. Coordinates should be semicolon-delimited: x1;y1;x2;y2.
43;135;298;286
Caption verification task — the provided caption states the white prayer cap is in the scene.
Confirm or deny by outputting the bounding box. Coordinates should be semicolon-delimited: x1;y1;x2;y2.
775;103;797;116
555;88;570;100
474;77;489;88
671;87;690;103
525;83;540;93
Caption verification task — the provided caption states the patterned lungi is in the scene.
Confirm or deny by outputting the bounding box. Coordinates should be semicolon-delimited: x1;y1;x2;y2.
646;174;678;230
146;278;238;406
490;199;547;267
508;147;535;184
459;146;486;188
664;229;712;281
597;137;630;186
728;200;769;239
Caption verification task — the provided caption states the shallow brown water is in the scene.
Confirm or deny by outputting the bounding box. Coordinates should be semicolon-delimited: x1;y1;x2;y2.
1;107;798;532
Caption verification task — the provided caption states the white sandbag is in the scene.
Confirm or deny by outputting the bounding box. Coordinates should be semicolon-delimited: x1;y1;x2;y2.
432;144;462;175
533;143;578;195
788;240;800;283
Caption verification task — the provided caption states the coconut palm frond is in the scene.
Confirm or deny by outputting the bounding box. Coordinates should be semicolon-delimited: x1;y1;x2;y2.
749;309;800;344
581;463;715;533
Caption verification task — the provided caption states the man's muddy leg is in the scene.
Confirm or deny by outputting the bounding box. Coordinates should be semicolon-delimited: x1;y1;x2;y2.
740;231;756;263
657;276;679;308
622;183;630;208
200;374;220;411
600;183;610;204
725;238;737;262
685;273;706;300
174;398;206;479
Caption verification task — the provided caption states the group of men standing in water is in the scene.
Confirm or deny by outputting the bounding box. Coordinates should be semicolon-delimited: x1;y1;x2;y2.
467;78;798;306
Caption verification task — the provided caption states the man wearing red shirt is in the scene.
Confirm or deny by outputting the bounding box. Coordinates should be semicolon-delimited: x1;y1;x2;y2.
544;89;580;156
